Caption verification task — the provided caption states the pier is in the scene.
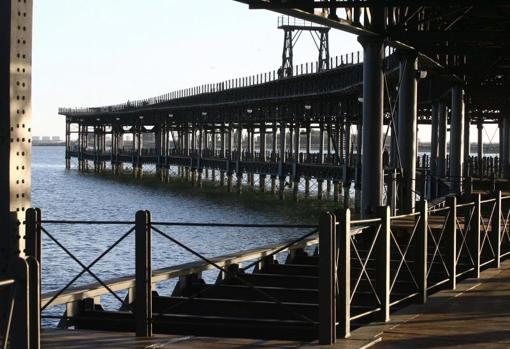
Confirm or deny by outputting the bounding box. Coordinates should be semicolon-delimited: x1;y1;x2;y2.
2;0;510;348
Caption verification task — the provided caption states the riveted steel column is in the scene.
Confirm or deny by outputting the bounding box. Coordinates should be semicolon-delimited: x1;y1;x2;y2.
1;1;34;346
437;101;447;178
359;36;385;217
450;85;465;192
397;51;418;213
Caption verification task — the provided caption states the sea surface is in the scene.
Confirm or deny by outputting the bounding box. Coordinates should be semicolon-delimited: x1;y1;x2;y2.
33;146;314;323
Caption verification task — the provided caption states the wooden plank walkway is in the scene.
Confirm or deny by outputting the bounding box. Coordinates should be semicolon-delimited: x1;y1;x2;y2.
371;259;510;348
41;328;381;349
41;255;510;348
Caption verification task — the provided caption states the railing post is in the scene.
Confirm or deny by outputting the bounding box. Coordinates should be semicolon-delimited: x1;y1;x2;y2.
25;208;41;349
10;213;30;349
415;200;428;304
446;196;457;289
470;194;481;278
336;209;351;338
135;210;152;337
319;212;336;345
492;191;502;268
376;206;390;322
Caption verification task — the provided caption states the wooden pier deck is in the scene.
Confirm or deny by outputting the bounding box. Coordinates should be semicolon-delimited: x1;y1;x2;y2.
371;259;510;349
41;259;510;348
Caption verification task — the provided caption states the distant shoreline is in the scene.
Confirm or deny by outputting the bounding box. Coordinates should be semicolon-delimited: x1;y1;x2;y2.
33;143;65;147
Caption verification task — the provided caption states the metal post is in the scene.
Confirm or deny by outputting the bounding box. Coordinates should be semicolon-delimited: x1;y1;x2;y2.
470;194;481;278
259;124;266;191
450;85;465;193
492;191;502;268
397;51;418;213
376;206;390;322
1;1;33;346
278;122;286;200
446;196;457;289
135;210;152;337
359;36;385;217
236;125;243;194
318;212;336;345
337;209;350;338
415;200;428;303
437;101;447;178
477;122;483;176
430;102;439;178
65;120;71;170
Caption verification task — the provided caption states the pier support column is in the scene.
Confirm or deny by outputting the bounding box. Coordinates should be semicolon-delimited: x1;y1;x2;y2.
305;178;310;198
236;125;243;194
397;50;418;213
359;36;385;216
450;84;465;193
317;179;324;200
430;102;439;178
437;101;448;178
464;113;471;177
65;120;71;169
477;122;483;176
502;118;510;179
259;124;266;192
278;122;286;200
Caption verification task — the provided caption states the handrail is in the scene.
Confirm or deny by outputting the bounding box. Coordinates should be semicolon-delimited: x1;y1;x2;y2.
41;234;319;307
390;212;420;220
456;202;475;208
350;218;382;225
0;278;15;288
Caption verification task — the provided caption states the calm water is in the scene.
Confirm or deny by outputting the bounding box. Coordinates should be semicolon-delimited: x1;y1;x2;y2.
33;146;314;322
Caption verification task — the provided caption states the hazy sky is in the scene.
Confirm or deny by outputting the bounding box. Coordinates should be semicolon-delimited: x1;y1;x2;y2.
32;0;497;144
32;0;359;138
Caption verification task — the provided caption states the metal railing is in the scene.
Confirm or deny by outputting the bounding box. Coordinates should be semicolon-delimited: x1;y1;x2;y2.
318;189;510;344
36;210;319;335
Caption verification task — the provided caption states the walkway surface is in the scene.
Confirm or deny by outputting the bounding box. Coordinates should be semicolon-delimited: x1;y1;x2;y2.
372;259;510;349
41;260;510;349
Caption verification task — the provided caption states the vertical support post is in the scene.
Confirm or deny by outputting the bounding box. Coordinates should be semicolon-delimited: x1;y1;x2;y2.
477;122;483;176
236;125;243;194
25;208;41;349
359;36;385;217
319;212;336;345
376;206;390;322
259;124;266;191
415;200;428;304
470;194;481;278
446;196;457;289
278;122;286;200
337;209;351;338
397;51;418;213
437;101;447;179
1;1;33;346
65;120;71;170
430;102;439;178
492;191;502;268
450;85;465;193
135;210;152;337
319;121;324;164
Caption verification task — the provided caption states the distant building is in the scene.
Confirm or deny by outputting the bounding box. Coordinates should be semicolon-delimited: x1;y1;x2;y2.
51;136;61;142
32;136;41;142
42;136;51;142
